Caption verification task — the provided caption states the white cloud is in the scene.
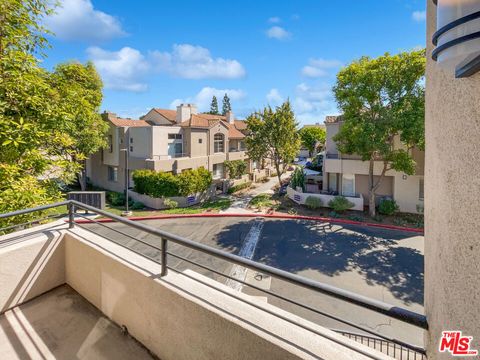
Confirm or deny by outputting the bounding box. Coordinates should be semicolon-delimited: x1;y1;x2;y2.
266;88;283;106
301;58;342;78
293;83;339;124
170;87;247;112
268;17;281;23
87;44;246;92
150;44;246;79
46;0;125;42
87;47;149;92
412;10;426;22
266;26;291;40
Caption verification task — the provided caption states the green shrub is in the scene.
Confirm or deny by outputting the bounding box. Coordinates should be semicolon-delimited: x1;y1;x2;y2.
372;215;384;222
348;215;364;222
328;211;339;218
227;181;252;194
107;191;126;206
289;167;305;191
130;201;145;210
328;196;354;213
305;196;322;209
132;167;212;198
270;172;278;178
163;198;178;209
224;160;247;179
378;199;399;216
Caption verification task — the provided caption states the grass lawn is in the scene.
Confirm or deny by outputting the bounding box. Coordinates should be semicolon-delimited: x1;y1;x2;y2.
248;194;279;210
102;198;233;217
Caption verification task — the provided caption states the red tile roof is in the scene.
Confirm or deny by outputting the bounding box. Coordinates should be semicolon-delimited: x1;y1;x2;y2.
136;108;248;138
109;117;151;127
234;120;247;130
153;108;176;122
228;124;245;139
179;114;216;128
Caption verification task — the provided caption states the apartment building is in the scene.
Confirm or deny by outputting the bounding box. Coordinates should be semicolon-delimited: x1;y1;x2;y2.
86;104;254;192
322;115;425;213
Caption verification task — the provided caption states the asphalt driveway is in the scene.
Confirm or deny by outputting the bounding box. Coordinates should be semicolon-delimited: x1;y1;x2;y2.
79;216;424;347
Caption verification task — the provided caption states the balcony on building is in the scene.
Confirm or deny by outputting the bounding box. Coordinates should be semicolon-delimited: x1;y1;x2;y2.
0;201;427;360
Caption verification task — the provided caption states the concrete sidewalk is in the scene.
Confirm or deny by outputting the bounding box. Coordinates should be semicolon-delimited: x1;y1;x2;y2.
220;171;291;214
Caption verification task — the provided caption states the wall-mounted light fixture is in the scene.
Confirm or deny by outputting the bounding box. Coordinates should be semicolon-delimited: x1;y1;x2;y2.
432;0;480;78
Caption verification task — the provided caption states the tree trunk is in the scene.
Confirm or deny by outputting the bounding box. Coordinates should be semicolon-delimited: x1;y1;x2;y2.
77;159;87;191
368;158;376;217
274;160;282;187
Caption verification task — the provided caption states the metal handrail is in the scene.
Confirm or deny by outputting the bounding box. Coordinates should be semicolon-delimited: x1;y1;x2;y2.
0;199;428;332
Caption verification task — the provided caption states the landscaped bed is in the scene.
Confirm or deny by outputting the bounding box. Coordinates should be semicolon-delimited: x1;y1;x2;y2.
101;198;233;217
273;195;424;229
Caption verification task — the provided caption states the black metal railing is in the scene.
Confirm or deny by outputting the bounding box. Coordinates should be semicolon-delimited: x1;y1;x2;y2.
0;200;428;359
335;330;426;360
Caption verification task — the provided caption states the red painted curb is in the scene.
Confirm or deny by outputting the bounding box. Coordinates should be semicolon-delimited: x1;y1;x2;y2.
72;212;424;234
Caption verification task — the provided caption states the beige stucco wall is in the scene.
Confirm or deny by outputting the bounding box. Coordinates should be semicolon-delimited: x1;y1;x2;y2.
185;128;208;157
129;127;152;159
0;224;65;314
103;124;120;166
425;2;480;358
355;174;394;200
325;158;424;213
227;150;247;161
325;122;340;156
393;175;424;214
287;186;364;211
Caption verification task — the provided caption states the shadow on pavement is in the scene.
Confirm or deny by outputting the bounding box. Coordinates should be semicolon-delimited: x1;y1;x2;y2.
215;219;424;305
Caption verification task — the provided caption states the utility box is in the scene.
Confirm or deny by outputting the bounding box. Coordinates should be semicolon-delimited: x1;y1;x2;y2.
67;191;106;210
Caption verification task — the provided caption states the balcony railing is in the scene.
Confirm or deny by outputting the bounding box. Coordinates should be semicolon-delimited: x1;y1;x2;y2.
155;153;188;160
0;200;428;359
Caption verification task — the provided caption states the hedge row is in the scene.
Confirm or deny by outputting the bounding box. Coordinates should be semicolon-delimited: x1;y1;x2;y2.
132;167;212;198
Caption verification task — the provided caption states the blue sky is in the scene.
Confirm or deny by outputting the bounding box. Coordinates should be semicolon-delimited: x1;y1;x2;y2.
42;0;426;125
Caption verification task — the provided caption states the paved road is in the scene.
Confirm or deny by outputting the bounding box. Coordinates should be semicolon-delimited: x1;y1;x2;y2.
80;216;424;347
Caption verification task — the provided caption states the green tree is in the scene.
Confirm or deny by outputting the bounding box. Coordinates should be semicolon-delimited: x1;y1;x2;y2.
209;95;219;115
333;50;425;216
246;101;301;186
0;0;67;224
50;62;108;190
222;93;231;115
299;126;326;156
0;0;108;226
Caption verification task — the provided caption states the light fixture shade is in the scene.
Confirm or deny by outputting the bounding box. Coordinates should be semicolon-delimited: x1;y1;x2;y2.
434;0;480;70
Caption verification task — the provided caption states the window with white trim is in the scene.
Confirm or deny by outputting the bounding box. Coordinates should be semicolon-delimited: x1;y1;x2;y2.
341;174;355;197
214;133;224;153
107;166;118;182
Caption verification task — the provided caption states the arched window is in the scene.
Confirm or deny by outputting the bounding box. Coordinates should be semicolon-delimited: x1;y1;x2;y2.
214;133;224;153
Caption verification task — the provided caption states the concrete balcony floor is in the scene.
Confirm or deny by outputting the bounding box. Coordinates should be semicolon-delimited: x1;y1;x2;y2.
0;285;155;360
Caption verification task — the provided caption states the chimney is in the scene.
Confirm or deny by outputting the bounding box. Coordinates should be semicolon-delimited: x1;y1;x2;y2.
176;103;198;124
226;110;234;124
101;111;117;121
